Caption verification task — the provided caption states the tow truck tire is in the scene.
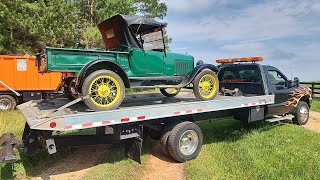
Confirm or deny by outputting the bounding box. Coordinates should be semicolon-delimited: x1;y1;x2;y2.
82;70;125;111
193;69;219;101
160;88;181;97
160;122;176;155
167;121;203;162
293;101;310;125
0;95;16;111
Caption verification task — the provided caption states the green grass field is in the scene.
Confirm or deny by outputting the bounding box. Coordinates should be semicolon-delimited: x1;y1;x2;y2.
311;98;320;112
185;120;320;179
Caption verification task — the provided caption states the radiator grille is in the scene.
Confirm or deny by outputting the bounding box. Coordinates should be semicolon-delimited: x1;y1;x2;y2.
175;61;189;73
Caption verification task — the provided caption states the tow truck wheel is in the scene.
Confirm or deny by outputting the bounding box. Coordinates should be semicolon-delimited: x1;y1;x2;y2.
160;88;180;97
0;95;16;111
167;121;203;162
193;69;219;101
82;70;125;111
293;101;310;125
160;122;177;155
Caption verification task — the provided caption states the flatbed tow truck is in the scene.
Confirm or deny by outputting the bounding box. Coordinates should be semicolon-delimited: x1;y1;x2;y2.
0;57;312;164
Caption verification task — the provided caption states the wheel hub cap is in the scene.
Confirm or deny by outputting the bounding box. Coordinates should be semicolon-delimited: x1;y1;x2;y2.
299;106;309;122
0;99;11;110
201;82;210;91
179;130;199;156
97;85;111;97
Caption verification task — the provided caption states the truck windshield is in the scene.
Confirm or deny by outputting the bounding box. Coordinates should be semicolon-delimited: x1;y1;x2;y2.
140;31;164;51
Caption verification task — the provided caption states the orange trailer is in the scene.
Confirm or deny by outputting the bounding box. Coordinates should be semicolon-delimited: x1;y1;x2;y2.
0;55;63;110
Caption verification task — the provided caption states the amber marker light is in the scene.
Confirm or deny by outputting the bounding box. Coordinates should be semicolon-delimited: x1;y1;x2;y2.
216;57;263;63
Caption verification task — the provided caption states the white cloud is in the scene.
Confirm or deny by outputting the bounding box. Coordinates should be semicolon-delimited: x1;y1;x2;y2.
162;0;217;13
166;0;319;43
164;0;320;81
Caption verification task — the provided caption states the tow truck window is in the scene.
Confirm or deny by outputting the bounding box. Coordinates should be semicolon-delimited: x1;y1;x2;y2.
222;69;262;83
268;70;287;88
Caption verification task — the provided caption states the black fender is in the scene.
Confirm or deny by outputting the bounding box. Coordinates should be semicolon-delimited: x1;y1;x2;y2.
177;64;219;88
76;59;130;88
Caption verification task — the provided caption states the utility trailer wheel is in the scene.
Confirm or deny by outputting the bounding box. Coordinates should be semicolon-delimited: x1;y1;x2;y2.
160;88;181;97
0;95;16;111
82;70;125;111
292;101;310;125
193;69;219;101
167;121;203;162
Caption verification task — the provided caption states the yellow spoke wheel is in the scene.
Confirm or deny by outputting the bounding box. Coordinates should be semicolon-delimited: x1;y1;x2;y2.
193;69;219;100
82;70;125;111
160;88;180;97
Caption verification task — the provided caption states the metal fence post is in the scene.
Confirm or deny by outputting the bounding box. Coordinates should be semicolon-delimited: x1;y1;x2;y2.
311;82;315;98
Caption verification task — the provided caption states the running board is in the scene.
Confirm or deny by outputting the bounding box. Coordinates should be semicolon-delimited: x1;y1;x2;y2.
265;115;295;123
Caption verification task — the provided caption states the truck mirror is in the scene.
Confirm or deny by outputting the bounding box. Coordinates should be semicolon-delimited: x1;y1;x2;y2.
293;77;300;87
288;80;293;88
196;60;204;66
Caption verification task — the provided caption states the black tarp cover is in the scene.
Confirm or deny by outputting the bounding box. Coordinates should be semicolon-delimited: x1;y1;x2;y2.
98;14;166;50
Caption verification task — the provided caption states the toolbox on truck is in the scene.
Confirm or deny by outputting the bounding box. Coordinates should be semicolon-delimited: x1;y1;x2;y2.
0;55;62;91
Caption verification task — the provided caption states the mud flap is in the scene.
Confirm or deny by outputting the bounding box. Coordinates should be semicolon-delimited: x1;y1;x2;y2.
125;137;143;164
0;133;17;163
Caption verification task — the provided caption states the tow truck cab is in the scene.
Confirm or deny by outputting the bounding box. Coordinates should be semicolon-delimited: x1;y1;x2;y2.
217;57;312;122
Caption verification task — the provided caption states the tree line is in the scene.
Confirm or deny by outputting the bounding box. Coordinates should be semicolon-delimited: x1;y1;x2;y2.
0;0;167;54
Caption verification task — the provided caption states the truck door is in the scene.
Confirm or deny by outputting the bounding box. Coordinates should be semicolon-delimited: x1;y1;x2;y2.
266;68;292;114
145;50;164;75
141;30;164;76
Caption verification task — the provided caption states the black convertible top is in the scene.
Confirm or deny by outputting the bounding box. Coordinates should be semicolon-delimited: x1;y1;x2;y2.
120;14;166;33
98;14;166;50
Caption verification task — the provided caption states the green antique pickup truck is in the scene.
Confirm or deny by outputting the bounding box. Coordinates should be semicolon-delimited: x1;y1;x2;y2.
36;14;219;111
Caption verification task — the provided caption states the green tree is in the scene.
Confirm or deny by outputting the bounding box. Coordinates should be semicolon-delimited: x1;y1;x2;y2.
76;0;168;48
0;0;168;54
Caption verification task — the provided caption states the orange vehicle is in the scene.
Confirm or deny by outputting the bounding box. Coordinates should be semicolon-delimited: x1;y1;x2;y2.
0;55;63;110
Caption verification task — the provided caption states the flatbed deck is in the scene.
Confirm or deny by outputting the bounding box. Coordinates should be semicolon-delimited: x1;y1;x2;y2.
17;92;274;132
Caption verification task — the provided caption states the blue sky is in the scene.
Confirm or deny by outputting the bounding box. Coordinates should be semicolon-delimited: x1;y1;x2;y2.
161;0;320;81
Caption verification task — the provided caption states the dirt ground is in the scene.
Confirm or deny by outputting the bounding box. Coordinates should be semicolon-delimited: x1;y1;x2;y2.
31;144;112;180
304;111;320;132
141;141;186;180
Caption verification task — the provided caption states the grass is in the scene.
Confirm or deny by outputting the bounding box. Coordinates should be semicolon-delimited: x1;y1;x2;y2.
311;98;320;112
186;120;320;179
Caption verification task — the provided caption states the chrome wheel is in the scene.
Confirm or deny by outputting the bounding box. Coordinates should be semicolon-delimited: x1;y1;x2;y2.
0;98;12;110
299;105;309;122
179;130;199;156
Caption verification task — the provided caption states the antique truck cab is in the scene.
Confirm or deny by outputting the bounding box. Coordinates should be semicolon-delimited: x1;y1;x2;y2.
36;14;219;111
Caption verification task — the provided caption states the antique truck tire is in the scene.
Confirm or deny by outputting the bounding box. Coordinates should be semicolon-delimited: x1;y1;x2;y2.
193;69;219;101
0;95;16;111
160;88;181;97
167;121;203;162
292;101;310;125
82;70;125;111
64;78;78;101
